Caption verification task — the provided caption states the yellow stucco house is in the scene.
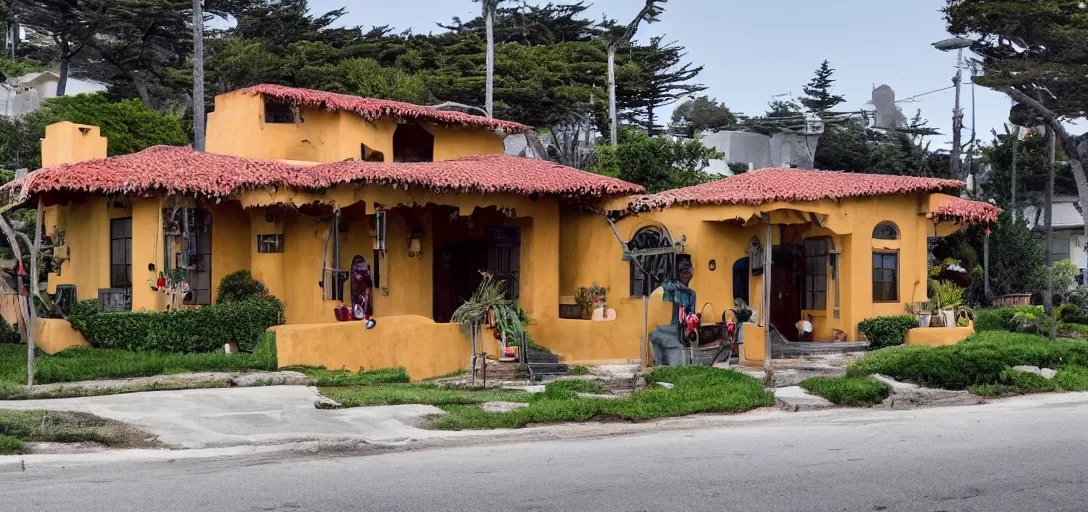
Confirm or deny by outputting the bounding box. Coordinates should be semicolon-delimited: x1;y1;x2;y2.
7;85;998;379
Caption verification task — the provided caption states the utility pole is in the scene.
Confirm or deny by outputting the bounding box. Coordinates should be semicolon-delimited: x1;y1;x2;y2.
951;46;964;180
1045;127;1056;340
483;0;497;119
933;38;973;180
192;0;205;152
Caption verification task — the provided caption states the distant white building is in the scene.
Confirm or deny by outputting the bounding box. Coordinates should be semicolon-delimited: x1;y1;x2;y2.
10;71;107;100
0;71;108;117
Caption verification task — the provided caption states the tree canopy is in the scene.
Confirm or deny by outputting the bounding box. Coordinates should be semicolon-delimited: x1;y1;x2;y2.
588;128;723;193
670;96;738;138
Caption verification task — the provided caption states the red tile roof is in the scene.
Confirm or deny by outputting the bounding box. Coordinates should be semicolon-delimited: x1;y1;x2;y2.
6;146;643;202
629;168;965;211
236;84;531;134
935;196;1001;225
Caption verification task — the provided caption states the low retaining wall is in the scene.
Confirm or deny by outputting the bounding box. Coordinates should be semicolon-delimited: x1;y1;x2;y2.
34;318;91;354
273;315;477;381
905;325;975;347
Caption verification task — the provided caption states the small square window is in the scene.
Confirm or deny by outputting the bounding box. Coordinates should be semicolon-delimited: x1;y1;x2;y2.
257;234;284;253
264;102;295;124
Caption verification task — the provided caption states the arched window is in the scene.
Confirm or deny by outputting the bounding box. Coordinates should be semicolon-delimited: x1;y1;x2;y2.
629;226;674;297
873;221;899;240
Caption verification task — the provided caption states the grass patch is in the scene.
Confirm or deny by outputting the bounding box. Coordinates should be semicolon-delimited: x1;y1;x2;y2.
531;379;609;401
424;369;470;381
0;410;132;446
567;365;590;376
430;366;774;430
799;376;891;407
968;384;1019;397
0;333;277;386
847;331;1088;390
0;434;23;454
284;366;410;387
320;383;532;407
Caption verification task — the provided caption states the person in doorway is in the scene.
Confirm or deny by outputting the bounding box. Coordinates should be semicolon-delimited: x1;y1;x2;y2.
796;314;814;341
649;260;697;367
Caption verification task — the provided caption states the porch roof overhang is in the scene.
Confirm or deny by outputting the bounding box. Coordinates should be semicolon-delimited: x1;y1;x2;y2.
925;193;1001;236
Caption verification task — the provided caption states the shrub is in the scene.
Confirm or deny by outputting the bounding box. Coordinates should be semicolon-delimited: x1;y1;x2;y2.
799;376;891;407
1008;309;1048;334
847;331;1088;390
0;317;19;344
973;306;1043;332
858;315;917;350
68;296;285;353
216;270;269;304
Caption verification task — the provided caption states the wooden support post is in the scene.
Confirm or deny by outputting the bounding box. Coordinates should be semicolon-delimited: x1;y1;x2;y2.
763;217;773;373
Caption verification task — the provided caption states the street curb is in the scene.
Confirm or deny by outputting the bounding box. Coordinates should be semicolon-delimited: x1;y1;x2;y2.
0;456;24;472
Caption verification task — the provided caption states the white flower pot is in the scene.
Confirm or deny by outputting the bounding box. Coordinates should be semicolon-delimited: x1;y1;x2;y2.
940;310;955;328
919;314;932;328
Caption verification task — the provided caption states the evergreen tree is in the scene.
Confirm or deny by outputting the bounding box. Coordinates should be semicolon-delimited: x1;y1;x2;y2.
619;37;705;135
670;96;738;137
799;60;845;114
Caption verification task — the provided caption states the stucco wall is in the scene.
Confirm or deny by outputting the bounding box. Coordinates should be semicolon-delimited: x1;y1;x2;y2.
205;92;505;164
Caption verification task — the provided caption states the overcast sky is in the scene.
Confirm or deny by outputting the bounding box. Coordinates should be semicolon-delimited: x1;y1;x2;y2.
309;0;1013;149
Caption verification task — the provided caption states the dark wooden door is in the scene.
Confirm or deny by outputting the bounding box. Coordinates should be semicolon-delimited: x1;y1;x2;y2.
770;245;802;340
433;239;488;323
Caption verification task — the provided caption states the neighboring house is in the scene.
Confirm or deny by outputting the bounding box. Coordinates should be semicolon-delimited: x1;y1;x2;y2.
10;71;107;100
9;84;998;378
0;71;108;117
1023;197;1087;281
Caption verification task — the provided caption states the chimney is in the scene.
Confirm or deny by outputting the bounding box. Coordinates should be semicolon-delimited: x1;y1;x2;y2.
40;121;108;168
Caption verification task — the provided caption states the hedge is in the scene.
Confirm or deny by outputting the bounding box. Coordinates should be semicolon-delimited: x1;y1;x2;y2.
858;315;917;350
68;297;285;353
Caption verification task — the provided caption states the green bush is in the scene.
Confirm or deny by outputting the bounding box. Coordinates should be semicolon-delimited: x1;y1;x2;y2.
847;331;1088;390
0;317;19;344
216;270;269;304
68;296;285;353
973;307;1042;332
799;376;891;407
858;315;917;350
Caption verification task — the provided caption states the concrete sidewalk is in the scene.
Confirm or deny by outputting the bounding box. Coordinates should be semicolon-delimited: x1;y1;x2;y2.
0;386;464;449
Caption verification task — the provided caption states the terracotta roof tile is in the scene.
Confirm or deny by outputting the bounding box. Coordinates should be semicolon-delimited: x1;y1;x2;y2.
629;168;966;210
7;146;642;201
236;84;531;134
935;196;1001;225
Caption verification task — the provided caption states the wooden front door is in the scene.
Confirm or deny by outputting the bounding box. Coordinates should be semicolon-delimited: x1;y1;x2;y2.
770;245;802;340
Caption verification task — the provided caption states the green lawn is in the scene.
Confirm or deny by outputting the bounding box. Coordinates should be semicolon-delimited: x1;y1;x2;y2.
431;366;775;430
799;376;891;407
0;333;278;386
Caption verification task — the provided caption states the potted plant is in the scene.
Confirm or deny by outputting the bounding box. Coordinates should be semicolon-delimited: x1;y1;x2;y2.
733;298;754;323
574;283;607;319
932;281;965;327
914;301;933;328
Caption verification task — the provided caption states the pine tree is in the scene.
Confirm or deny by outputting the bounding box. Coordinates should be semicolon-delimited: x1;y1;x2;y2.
799;60;845;114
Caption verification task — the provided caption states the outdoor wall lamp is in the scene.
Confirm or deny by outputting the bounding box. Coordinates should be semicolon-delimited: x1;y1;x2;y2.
407;226;424;258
